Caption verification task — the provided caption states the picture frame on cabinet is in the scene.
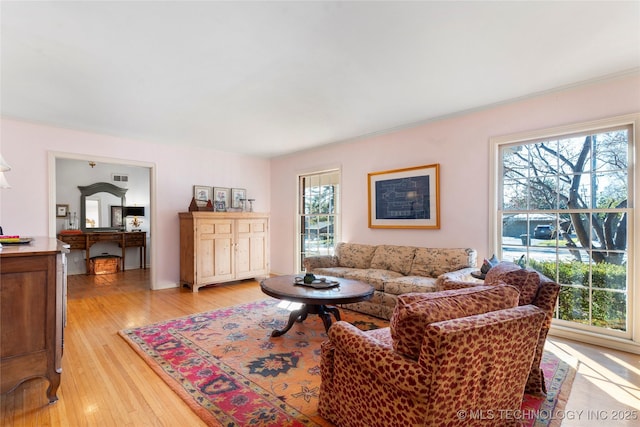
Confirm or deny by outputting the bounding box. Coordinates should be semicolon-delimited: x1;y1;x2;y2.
214;201;226;212
231;188;246;209
193;185;212;207
213;187;231;207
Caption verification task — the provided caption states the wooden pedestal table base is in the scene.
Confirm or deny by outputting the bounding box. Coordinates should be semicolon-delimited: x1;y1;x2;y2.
260;275;374;337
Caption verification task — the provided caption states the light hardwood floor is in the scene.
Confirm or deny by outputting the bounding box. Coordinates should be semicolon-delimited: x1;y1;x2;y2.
1;269;638;426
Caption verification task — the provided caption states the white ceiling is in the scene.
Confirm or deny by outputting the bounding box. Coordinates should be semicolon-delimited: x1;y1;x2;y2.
2;1;639;158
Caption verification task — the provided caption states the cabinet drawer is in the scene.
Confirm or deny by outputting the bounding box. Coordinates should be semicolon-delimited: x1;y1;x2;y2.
88;234;122;243
125;235;145;246
57;235;85;249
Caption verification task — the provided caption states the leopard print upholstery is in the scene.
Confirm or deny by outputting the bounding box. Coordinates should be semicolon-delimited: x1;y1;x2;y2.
484;262;540;305
390;286;520;360
319;305;545;427
437;262;560;395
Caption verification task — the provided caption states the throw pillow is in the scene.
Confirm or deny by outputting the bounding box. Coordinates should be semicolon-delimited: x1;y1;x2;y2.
390;285;520;360
409;248;475;278
484;261;540;305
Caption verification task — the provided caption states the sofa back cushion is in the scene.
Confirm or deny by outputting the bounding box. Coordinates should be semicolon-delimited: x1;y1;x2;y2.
335;242;377;269
409;248;477;278
484;262;540;305
369;245;416;275
390;285;520;360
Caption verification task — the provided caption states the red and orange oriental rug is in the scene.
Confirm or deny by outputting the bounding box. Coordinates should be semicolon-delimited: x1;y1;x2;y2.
119;299;575;427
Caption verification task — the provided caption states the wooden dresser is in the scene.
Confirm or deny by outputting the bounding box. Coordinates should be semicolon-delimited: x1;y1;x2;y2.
179;212;269;292
0;237;68;403
57;231;146;274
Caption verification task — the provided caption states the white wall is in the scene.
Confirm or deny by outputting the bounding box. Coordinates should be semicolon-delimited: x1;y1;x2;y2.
0;119;271;289
269;72;640;275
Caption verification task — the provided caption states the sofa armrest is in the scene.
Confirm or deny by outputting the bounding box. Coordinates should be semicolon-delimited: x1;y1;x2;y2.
303;255;338;271
327;322;432;397
435;267;483;290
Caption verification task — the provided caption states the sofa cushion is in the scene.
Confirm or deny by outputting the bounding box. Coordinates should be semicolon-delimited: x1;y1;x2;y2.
342;268;403;291
369;245;416;275
484;262;540;305
384;276;438;295
409;248;476;278
311;267;362;279
390;285;520;360
336;243;377;269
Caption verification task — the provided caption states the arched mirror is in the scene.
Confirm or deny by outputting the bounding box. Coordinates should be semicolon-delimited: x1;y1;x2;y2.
78;182;128;232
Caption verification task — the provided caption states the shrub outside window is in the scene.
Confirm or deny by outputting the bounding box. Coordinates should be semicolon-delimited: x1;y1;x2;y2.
492;115;636;343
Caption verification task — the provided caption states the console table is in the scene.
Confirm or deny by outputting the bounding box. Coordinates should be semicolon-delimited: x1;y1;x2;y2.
57;231;146;274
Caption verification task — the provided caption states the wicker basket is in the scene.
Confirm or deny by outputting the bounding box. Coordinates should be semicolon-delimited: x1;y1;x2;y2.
89;255;121;275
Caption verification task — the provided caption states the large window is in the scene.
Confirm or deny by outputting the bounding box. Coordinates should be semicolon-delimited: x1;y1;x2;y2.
297;169;340;272
492;115;638;346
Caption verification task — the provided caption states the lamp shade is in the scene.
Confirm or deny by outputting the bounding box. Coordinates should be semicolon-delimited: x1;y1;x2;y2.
0;172;10;189
123;206;145;217
0;155;11;172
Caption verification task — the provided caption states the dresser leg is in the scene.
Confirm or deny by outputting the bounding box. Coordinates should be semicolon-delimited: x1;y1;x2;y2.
46;374;61;404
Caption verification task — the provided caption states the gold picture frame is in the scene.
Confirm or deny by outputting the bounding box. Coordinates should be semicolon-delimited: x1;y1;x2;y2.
368;163;440;229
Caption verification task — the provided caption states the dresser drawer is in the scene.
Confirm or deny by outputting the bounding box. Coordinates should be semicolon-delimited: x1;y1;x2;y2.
88;233;122;244
57;234;85;249
125;234;145;246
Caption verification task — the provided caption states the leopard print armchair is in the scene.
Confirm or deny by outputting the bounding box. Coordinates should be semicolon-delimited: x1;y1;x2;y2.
319;286;545;427
437;261;560;396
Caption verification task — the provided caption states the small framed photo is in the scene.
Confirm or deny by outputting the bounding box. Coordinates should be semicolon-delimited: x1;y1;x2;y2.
214;201;226;212
231;188;246;209
56;204;69;218
213;187;231;206
193;185;212;207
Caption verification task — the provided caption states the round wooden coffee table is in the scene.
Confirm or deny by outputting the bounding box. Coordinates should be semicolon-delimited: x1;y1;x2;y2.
260;275;374;337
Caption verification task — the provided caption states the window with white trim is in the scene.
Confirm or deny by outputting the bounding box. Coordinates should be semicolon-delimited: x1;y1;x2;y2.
492;115;636;344
297;169;340;272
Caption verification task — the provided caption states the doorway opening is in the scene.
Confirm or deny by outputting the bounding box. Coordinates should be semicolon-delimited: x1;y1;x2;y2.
49;152;155;288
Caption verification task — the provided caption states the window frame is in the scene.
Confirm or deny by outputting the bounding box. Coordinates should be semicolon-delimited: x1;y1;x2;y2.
490;113;640;354
296;168;341;273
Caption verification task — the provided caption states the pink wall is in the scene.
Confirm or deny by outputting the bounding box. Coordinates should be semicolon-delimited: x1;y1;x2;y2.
2;72;638;284
0;119;271;288
269;72;640;275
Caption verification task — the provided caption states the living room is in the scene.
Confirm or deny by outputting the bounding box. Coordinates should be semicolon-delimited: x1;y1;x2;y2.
1;1;639;426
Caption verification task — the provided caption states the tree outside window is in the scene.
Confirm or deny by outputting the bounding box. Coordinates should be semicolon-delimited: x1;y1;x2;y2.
499;125;630;334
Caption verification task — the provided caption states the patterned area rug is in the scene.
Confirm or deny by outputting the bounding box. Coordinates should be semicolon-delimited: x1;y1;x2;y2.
119;299;575;427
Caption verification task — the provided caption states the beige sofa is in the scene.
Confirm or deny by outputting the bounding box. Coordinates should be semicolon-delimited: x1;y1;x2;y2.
303;242;477;319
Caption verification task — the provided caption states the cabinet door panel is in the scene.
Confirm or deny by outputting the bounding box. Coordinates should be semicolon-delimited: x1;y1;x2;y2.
1;271;48;357
235;219;268;278
214;238;233;276
198;238;215;279
250;236;266;272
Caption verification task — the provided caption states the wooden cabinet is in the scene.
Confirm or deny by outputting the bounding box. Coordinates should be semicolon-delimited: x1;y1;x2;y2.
179;212;269;292
0;237;68;403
